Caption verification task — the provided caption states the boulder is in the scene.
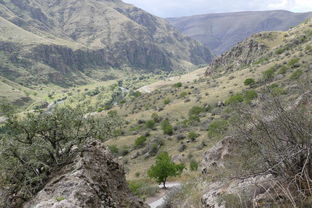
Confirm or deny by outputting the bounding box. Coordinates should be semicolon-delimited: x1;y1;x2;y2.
23;140;148;208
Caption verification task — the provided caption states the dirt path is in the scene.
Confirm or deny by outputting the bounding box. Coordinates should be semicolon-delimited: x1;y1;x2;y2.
147;182;181;208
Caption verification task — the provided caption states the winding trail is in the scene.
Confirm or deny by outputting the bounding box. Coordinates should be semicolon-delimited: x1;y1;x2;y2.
148;182;181;208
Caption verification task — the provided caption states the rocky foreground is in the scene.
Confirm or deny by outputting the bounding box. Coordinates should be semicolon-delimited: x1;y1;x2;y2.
22;140;148;208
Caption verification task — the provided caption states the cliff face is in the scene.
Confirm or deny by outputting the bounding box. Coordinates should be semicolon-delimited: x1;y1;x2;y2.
0;0;212;87
22;140;148;208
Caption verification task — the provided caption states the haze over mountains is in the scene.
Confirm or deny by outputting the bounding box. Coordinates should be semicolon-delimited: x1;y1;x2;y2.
168;10;312;55
0;0;212;88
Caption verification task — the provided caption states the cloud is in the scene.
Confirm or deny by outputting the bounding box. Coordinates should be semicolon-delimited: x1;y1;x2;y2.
122;0;312;17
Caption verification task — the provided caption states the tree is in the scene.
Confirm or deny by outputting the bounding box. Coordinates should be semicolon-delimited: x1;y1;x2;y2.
0;104;122;206
148;152;184;188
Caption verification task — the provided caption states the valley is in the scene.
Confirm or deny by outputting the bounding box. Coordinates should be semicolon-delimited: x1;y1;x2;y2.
0;0;312;208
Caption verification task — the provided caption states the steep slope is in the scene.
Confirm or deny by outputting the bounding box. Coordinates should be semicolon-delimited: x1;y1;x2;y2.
0;0;212;88
168;10;312;55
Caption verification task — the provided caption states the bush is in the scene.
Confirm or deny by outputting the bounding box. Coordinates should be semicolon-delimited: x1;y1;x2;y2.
108;145;119;154
207;119;228;137
134;136;147;148
188;106;203;117
161;120;173;135
290;70;303;80
188;131;199;141
244;90;258;103
288;58;300;67
173;82;182;88
244;78;256;87
262;68;275;81
151;113;161;123
164;98;171;105
145;120;156;129
275;47;286;55
128;180;159;199
225;93;244;105
277;65;288;74
190;160;199;171
179;92;187;98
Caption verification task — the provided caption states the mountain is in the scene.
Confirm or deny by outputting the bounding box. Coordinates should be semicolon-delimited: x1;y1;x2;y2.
167;10;312;55
0;0;212;88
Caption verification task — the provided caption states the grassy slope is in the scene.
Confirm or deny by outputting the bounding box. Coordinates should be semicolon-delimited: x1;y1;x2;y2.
103;18;312;181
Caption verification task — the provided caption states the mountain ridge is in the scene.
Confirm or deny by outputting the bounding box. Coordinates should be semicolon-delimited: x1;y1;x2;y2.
167;10;312;55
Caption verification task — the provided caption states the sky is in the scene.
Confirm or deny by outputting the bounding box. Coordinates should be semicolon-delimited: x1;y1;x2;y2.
122;0;312;17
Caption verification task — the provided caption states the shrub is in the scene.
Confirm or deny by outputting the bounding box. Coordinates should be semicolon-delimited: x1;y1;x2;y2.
164;98;171;105
244;78;256;87
275;47;285;55
151;113;161;123
225;93;244;105
190;160;199;171
188;131;199;141
132;91;142;97
173;82;182;88
207;119;228;137
179;92;187;98
244;90;258;103
288;58;300;67
128;180;159;199
161;120;173;135
134;136;147;148
145;120;156;129
108;145;119;154
277;65;288;74
262;68;275;81
290;70;303;80
188;106;203;117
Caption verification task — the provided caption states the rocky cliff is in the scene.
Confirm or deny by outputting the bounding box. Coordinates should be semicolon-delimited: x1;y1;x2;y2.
21;140;148;208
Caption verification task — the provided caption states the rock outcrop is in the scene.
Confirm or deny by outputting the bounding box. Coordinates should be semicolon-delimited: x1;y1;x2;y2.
22;140;148;208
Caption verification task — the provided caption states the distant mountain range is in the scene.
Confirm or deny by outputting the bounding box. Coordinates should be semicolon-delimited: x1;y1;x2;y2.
167;10;312;55
0;0;212;88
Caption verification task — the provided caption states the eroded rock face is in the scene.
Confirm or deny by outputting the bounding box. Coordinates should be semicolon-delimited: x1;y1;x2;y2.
23;140;148;208
201;136;237;174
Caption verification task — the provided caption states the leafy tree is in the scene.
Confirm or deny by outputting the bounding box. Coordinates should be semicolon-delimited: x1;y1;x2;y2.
0;105;122;206
148;152;184;188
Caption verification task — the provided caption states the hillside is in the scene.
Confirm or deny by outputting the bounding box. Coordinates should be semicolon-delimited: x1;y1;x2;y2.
0;0;212;87
168;10;312;55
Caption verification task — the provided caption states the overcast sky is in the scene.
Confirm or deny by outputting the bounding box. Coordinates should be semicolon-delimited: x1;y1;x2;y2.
122;0;312;17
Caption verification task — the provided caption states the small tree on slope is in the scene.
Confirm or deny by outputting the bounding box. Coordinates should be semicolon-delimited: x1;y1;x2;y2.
147;152;184;188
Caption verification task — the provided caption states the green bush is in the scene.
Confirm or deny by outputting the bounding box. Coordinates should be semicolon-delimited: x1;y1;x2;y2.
173;82;182;88
179;92;187;98
145;120;156;129
132;91;142;97
278;65;288;74
161;120;173;135
190;160;199;171
134;136;147;148
244;90;258;103
225;93;244;105
164;98;171;105
243;78;256;87
262;68;275;81
290;70;303;80
108;145;119;154
188;131;199;141
152;113;161;123
288;58;300;67
188;106;203;117
207;119;228;137
128;180;159;199
275;47;285;55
